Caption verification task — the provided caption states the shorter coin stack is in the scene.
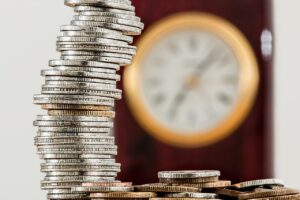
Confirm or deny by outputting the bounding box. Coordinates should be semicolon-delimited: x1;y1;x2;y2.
216;179;300;200
134;170;229;200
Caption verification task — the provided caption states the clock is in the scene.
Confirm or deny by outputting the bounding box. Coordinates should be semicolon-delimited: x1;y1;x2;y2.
115;0;273;184
124;13;259;148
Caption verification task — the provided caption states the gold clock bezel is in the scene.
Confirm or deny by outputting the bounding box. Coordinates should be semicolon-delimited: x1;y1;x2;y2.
124;12;259;148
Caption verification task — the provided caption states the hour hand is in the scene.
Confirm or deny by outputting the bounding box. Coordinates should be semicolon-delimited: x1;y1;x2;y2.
168;88;187;120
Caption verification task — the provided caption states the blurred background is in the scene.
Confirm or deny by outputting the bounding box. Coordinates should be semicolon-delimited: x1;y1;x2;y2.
0;0;299;199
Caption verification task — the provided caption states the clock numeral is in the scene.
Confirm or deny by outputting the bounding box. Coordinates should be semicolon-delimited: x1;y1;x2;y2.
187;110;197;127
168;41;179;54
189;36;198;51
152;57;165;67
147;78;161;88
224;75;238;85
152;93;166;105
217;92;232;105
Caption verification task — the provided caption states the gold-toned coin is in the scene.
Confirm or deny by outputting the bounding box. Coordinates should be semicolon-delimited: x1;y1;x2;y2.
171;181;231;189
159;177;219;184
42;103;111;111
215;188;244;198
232;179;284;189
150;198;221;200
135;183;199;193
239;188;300;200
251;194;300;200
90;192;157;198
83;182;132;187
48;110;115;118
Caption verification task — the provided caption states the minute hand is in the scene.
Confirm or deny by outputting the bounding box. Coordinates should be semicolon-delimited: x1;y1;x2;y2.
196;50;216;75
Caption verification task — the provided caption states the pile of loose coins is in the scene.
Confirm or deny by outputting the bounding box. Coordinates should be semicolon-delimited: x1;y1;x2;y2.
33;0;143;200
74;170;299;200
217;178;300;200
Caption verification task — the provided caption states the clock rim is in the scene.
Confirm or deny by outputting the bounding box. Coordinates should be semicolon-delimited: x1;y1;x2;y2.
124;12;259;148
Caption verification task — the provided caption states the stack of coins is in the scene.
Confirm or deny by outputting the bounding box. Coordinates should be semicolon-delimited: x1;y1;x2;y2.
135;170;229;200
33;0;143;199
216;179;300;200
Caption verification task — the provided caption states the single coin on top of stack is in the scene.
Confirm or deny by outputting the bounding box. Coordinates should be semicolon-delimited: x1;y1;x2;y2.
33;0;144;200
216;178;300;200
135;170;227;200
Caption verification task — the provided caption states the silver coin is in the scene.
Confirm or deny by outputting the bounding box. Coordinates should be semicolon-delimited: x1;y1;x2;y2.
79;153;115;159
60;24;122;34
165;193;218;199
45;159;82;164
44;158;116;165
60;51;132;59
57;36;127;45
44;175;116;182
36;115;111;122
48;188;73;194
80;11;140;21
74;5;136;16
38;148;118;155
38;144;117;149
71;20;141;35
35;136;115;145
41;86;122;99
56;43;136;55
59;30;133;43
46;171;81;177
65;0;135;11
33;94;115;106
50;66;117;74
71;185;133;193
158;170;221;179
56;40;133;49
45;81;117;89
232;179;285;189
39;154;80;159
37;126;111;133
47;193;88;199
41;69;120;80
45;76;116;84
33;120;113;127
37;132;111;137
73;15;144;29
41;165;120;172
40;153;113;159
41;182;81;189
83;171;117;176
49;59;119;70
60;55;131;65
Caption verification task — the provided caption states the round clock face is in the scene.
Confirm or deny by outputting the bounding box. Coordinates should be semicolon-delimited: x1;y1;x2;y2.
124;13;259;148
141;30;240;133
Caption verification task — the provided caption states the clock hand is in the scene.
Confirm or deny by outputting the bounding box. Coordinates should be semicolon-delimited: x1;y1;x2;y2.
167;49;217;120
168;84;189;120
195;48;217;75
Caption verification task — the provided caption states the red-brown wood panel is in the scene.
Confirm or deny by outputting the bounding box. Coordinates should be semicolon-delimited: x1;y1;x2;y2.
115;0;273;184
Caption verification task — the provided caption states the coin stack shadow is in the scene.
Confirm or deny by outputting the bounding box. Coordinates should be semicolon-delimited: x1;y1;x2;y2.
33;0;143;199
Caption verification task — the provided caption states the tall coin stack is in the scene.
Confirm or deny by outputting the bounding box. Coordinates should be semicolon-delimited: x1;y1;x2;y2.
33;0;144;199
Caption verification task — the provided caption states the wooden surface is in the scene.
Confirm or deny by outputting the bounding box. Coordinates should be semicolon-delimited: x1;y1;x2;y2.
115;0;273;184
